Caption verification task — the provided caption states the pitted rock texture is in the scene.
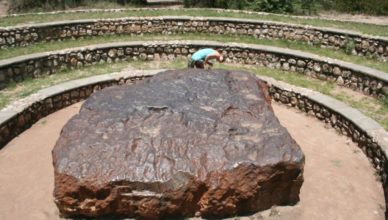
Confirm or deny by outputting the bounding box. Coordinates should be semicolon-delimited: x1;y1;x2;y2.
53;69;305;219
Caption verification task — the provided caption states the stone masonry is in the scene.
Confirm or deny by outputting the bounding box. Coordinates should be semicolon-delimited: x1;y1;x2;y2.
0;41;387;99
1;17;388;61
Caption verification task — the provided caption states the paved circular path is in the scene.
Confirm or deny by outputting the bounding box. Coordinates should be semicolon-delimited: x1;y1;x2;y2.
0;102;384;219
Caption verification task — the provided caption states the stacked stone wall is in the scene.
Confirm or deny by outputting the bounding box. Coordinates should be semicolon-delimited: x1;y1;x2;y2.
0;41;387;99
1;17;388;61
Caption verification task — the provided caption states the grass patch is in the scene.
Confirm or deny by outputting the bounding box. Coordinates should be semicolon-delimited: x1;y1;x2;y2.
1;33;387;72
131;57;188;70
0;61;130;109
1;9;388;37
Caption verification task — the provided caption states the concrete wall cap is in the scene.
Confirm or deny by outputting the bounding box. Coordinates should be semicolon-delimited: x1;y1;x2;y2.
1;40;387;83
5;8;387;26
0;111;18;125
1;16;387;42
5;8;388;27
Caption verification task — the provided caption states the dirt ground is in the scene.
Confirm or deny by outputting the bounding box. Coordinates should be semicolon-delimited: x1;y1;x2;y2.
0;0;9;17
0;102;384;220
317;12;388;25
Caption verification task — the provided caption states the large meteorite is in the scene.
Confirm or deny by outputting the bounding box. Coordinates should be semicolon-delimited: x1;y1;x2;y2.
53;69;304;219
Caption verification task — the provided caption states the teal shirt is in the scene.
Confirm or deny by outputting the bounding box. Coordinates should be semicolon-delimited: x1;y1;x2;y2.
191;48;216;62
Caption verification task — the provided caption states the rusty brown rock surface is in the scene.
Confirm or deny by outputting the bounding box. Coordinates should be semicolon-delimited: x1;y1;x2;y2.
52;69;305;219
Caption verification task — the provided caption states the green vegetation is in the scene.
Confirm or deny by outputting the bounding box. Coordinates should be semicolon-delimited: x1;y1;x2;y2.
184;0;388;15
1;33;387;72
183;0;311;14
343;36;356;55
0;61;130;108
318;0;388;15
1;9;388;37
131;57;188;69
13;0;388;15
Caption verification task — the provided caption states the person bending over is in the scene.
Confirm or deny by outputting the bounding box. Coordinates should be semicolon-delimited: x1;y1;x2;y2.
188;48;224;69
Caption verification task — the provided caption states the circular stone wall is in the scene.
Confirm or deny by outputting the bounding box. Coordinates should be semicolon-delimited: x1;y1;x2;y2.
0;41;387;99
0;102;384;219
1;16;387;62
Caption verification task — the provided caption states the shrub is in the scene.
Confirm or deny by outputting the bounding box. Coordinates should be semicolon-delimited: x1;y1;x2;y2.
344;36;355;55
300;0;316;14
247;0;294;13
183;0;214;8
183;0;387;15
184;0;296;13
316;0;388;15
183;0;319;14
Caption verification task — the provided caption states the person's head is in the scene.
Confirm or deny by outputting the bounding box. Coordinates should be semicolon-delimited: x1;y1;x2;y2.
216;49;225;63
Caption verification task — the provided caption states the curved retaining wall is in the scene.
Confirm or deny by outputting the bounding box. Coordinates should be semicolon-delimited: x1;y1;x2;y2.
0;69;387;215
7;7;387;26
1;16;388;61
0;41;387;98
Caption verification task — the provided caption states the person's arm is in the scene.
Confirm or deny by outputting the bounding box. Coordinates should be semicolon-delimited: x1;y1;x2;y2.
204;54;219;66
